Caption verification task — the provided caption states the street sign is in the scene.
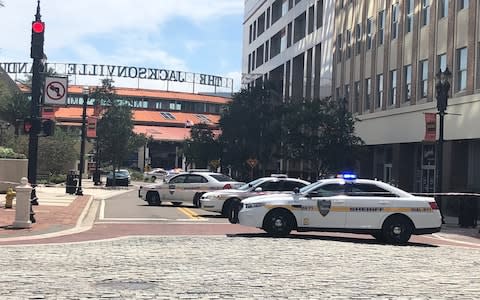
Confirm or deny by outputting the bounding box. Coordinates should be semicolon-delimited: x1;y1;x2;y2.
246;158;258;168
44;76;68;105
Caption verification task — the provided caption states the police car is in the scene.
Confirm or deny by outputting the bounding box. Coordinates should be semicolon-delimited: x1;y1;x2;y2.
200;175;310;219
138;170;243;207
234;174;442;245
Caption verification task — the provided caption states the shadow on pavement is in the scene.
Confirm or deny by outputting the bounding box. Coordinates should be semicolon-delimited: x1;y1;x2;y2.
227;232;438;248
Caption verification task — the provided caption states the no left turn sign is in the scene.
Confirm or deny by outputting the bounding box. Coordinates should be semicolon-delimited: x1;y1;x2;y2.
44;76;68;105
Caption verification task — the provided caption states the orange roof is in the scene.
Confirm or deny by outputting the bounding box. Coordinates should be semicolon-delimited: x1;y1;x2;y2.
134;125;220;142
51;107;220;126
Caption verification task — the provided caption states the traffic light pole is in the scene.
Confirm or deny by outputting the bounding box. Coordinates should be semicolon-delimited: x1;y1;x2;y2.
27;0;44;222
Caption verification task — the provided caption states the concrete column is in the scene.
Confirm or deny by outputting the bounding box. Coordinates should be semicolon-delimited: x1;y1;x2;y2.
12;177;32;229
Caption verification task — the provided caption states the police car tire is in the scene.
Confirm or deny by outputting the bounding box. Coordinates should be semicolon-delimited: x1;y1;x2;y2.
193;193;204;208
381;215;413;245
263;209;294;237
227;200;242;224
146;192;161;206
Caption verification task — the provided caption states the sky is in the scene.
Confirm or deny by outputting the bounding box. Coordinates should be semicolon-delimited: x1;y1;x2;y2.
0;0;245;93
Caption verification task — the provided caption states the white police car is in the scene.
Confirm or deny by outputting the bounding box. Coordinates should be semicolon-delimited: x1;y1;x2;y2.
234;174;442;244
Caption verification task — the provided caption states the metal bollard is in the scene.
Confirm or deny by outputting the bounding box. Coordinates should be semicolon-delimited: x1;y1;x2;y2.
12;177;32;229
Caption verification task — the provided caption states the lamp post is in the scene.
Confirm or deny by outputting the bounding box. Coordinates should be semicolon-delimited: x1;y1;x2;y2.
76;86;89;195
435;67;452;219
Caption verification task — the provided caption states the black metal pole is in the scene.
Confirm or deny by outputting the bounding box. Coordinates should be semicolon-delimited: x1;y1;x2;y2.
76;94;88;195
94;137;101;185
437;110;445;212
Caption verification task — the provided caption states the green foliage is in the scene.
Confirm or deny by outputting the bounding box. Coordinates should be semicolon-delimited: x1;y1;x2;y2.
0;91;30;135
49;173;67;184
184;123;221;169
0;131;28;155
128;169;144;181
0;146;26;159
37;128;77;176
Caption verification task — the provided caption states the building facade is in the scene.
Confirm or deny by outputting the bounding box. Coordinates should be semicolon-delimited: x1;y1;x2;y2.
242;0;334;99
332;0;480;193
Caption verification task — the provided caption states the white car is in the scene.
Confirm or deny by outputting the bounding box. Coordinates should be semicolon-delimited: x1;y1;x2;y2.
139;171;243;207
200;175;310;219
234;174;442;245
143;168;170;181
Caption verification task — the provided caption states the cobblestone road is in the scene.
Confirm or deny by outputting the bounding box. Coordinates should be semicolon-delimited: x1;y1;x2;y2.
0;236;479;299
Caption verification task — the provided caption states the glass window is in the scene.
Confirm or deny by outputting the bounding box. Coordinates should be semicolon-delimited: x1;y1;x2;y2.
391;3;399;40
378;10;385;45
347;183;397;197
316;0;323;29
457;47;468;91
308;5;315;34
313;184;345;196
169;175;187;184
355;24;361;55
354;81;360;113
406;0;414;33
419;60;428;98
439;0;448;18
210;174;235;182
259;181;282;191
185;175;208;184
458;0;469;10
282;180;308;190
346;30;352;59
376;74;384;108
336;33;343;62
257;13;265;37
421;0;430;27
438;53;447;72
404;65;412;102
365;78;371;111
366;18;373;50
293;12;307;43
160;112;176;120
389;70;397;106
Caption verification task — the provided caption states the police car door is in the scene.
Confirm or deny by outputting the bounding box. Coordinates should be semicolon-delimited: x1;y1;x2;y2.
301;183;347;229
165;174;187;202
344;182;397;229
183;174;208;204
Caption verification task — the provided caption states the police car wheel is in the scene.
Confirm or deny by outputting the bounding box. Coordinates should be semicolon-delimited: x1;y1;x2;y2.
146;192;161;206
264;209;293;237
227;200;241;224
193;193;203;208
382;215;413;245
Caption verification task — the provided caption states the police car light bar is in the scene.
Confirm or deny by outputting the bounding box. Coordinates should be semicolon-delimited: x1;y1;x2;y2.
339;173;357;180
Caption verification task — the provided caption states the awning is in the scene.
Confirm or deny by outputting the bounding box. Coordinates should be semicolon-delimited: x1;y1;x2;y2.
134;125;221;142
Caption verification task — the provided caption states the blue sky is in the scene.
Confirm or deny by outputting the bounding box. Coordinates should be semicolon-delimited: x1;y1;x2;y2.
0;0;244;93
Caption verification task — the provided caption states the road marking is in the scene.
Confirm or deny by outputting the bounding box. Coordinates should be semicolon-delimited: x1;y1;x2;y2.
99;199;106;220
177;207;205;219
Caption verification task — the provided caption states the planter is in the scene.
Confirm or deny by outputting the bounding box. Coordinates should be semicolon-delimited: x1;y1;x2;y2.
0;158;28;193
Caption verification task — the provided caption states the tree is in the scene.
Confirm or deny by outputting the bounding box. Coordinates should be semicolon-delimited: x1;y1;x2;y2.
94;79;146;185
37;128;77;176
283;97;363;179
184;123;220;169
0;91;30;135
219;83;283;179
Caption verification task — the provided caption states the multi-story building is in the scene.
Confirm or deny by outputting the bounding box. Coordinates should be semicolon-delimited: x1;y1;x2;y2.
242;0;334;99
333;0;480;193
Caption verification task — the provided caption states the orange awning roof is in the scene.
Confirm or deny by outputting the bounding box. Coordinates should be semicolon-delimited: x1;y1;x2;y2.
134;125;220;142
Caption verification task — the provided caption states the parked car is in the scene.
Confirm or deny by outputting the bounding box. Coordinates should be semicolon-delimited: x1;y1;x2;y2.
144;168;168;181
106;169;131;187
200;175;310;220
233;174;442;245
138;170;243;207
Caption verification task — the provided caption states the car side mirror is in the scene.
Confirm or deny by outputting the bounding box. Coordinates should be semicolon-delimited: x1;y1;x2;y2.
254;187;262;192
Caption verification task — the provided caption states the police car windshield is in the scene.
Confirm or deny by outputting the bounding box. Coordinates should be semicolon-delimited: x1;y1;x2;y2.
299;180;327;194
238;178;265;191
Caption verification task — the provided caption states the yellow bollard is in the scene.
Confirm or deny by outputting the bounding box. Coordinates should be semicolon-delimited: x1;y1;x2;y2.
5;187;16;209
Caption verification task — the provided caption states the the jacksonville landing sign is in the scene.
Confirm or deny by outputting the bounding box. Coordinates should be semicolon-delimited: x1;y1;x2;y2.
0;62;234;89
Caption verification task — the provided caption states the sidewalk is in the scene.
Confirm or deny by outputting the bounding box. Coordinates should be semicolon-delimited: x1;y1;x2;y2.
0;180;131;240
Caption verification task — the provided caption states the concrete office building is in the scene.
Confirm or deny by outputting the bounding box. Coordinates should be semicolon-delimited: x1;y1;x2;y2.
242;0;334;99
332;0;480;193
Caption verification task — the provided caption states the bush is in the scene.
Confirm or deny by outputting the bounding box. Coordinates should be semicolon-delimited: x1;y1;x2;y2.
0;146;26;159
129;169;144;181
49;174;66;184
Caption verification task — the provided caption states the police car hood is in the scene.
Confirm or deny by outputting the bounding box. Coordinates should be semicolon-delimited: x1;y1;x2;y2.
242;193;294;204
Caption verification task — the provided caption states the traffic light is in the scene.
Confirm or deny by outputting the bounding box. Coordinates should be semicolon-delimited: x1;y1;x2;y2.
23;118;41;134
42;119;55;136
30;20;45;59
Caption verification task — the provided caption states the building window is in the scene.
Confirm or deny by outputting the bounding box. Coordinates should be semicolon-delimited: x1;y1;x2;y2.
249;24;253;44
346;30;352;59
256;45;264;68
257;13;266;37
366;18;373;50
365;78;371;111
282;0;288;16
265;40;270;62
439;0;448;19
391;3;399;40
161;112;176;120
336;87;341;100
389;70;397;106
404;65;412;102
355;24;361;55
458;0;469;10
316;0;323;29
421;0;430;27
437;53;447;72
406;0;414;33
336;34;343;62
376;74;384;108
378;10;385;45
308;5;315;34
354;81;360;113
457;47;468;91
272;0;283;24
248;54;251;73
419;60;428;98
266;7;271;29
294;12;307;43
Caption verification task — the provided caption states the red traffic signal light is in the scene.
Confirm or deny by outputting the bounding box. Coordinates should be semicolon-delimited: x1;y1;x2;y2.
23;118;41;134
32;21;45;33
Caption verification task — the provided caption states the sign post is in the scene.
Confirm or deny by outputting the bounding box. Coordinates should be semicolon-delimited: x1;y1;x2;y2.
246;158;258;180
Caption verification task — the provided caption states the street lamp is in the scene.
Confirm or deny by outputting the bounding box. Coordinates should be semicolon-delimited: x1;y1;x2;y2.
435;67;452;219
76;86;89;195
